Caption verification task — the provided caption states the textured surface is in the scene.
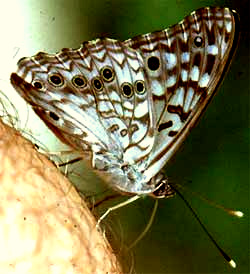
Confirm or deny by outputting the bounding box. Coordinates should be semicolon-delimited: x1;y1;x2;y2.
0;119;122;274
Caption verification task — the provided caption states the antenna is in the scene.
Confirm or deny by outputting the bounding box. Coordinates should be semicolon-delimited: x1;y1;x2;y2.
171;185;237;268
174;183;243;218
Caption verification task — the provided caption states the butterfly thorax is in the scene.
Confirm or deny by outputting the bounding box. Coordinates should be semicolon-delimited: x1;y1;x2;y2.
91;147;154;194
92;148;174;197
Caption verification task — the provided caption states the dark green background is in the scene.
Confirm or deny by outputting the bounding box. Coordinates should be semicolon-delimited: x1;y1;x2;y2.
11;0;249;273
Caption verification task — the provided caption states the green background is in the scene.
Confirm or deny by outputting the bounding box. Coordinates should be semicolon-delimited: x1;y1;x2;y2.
1;0;249;273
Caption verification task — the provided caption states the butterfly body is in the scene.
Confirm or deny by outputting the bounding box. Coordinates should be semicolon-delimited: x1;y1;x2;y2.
11;7;239;198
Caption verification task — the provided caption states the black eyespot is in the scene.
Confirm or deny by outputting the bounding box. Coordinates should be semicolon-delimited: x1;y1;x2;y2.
121;82;133;98
92;77;103;91
33;81;43;89
147;56;160;71
135;80;145;94
101;66;114;82
194;36;203;47
49;111;59;121
48;74;64;87
72;75;87;88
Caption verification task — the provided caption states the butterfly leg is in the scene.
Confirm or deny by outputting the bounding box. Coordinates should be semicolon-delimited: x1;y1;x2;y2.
128;199;158;249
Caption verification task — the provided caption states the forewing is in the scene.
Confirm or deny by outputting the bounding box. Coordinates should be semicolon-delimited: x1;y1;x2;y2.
11;38;155;161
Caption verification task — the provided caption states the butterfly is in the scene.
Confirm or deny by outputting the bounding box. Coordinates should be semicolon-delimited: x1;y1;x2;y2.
10;6;239;200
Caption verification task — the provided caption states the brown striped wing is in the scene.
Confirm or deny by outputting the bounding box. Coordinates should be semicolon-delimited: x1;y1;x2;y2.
124;7;239;180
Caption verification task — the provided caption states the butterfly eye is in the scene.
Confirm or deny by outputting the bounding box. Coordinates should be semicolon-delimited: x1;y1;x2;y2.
101;66;115;82
49;111;60;121
92;77;103;92
33;81;43;89
135;80;145;94
121;82;134;98
48;73;64;87
147;56;160;71
194;36;203;47
72;75;87;88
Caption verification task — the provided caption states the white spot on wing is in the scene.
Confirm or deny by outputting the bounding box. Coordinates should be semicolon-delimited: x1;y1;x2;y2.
109;90;121;103
98;101;114;112
176;87;184;105
225;21;232;33
181;70;188;81
123;101;133;110
169;87;184;106
190;93;201;109
152;79;164;96
199;73;210;87
134;100;148;118
190;66;199;81
207;45;218;55
166;76;176;87
165;53;177;70
184;87;194;112
181;52;190;63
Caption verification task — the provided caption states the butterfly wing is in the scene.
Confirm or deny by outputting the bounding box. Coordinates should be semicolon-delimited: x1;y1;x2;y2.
10;37;158;185
11;37;161;194
124;7;240;181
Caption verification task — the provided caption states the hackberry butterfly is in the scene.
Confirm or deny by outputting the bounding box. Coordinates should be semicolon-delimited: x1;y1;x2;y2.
10;6;239;266
10;6;239;198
